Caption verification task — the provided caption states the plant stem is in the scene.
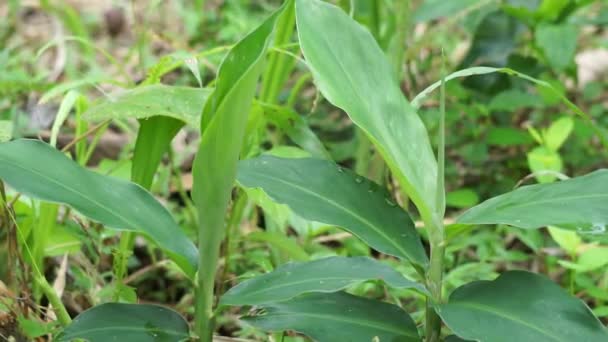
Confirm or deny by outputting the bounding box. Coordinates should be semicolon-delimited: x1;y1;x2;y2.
195;217;223;342
426;49;448;342
35;274;71;326
425;221;445;342
260;0;296;104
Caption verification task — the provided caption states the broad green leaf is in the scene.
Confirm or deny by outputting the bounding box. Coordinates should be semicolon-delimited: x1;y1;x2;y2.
57;303;189;341
237;155;428;267
296;0;440;221
132;116;184;189
221;256;426;306
438;271;608;342
457;169;608;234
191;7;286;340
545;116;573;151
84;84;212;127
245;292;421;342
0;139;198;276
527;146;563;183
536;24;578;71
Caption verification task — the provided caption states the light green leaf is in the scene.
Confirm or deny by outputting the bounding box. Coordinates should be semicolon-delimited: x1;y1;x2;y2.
296;0;439;221
237;155;428;267
547;226;581;255
536;24;578;71
57;303;189;341
558;247;608;272
50;90;79;148
245;292;421;342
222;256;426;306
438;271;608;342
84;84;212;127
545;116;573;151
0;120;12;142
527;146;563;183
446;189;479;209
0;139;198;277
457;170;608;234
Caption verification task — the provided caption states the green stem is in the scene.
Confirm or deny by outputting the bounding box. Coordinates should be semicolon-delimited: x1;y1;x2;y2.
286;72;312;108
425;238;445;341
195;217;223;342
35;274;72;326
426;49;447;341
218;192;248;296
260;0;296;104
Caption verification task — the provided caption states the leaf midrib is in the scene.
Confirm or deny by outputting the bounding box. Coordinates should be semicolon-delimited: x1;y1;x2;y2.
228;275;401;302
0;155;140;232
256;311;418;338
61;326;187;339
444;301;562;341
492;193;608;212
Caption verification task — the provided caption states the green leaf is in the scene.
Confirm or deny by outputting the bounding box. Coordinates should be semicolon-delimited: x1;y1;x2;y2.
558;247;608;272
132;116;184;189
0;120;13;142
413;0;479;22
544;116;573;151
438;271;608;342
488;89;543;112
536;24;578;71
547;226;581;255
84;84;212;127
245;292;421;342
237;155;428;267
245;231;310;262
57;303;189;341
50;90;79;148
527;146;563;183
261;103;330;159
221;256;426;306
191;7;285;339
296;0;439;221
457;11;522;92
0;139;198;277
446;189;479;209
457;169;608;234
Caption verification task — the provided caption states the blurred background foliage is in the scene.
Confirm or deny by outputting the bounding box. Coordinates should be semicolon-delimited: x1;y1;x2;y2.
1;0;607;340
